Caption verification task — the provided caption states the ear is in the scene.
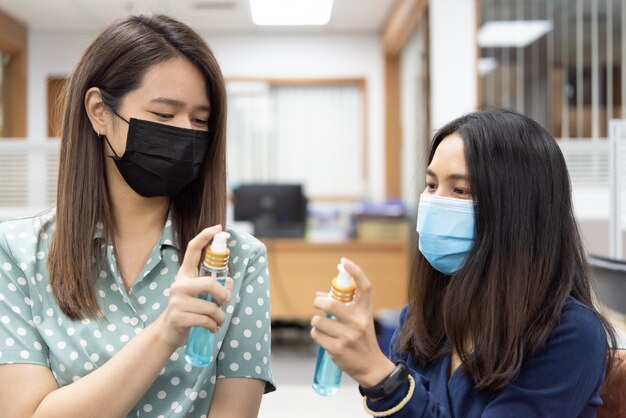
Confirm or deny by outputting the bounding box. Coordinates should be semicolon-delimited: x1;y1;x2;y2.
84;87;110;136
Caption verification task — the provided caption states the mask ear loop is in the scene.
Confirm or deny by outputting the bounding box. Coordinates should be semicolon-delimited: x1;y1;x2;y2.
109;108;130;125
96;129;121;159
102;135;121;159
96;106;130;159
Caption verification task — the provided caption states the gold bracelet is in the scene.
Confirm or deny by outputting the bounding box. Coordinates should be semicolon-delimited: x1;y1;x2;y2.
362;374;415;417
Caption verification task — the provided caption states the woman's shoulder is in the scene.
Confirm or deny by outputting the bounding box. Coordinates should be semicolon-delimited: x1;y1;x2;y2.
0;208;56;234
544;297;608;362
0;209;56;256
558;297;606;335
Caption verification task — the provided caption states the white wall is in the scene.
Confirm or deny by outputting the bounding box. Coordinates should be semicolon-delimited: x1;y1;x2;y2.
400;23;429;211
27;31;386;200
27;32;95;140
429;0;477;130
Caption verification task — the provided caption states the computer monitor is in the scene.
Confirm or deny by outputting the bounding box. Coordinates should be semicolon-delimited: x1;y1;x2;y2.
232;184;308;238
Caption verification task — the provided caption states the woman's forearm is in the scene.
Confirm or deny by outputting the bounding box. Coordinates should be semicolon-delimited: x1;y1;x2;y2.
34;318;175;418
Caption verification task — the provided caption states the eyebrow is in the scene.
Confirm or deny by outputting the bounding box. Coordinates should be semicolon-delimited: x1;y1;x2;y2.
426;168;467;181
150;97;211;112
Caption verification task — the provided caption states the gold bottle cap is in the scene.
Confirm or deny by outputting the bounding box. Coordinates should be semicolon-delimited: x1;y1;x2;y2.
330;276;356;303
203;231;231;269
203;247;229;269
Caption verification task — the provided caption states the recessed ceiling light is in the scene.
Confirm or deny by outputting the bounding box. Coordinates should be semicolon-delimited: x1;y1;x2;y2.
250;0;334;26
193;1;237;10
478;20;553;48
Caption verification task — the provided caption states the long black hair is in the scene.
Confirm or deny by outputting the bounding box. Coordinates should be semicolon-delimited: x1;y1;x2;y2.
398;108;616;390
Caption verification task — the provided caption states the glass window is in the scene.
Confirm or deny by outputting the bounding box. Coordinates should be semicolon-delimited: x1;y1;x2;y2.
226;81;366;198
479;0;623;139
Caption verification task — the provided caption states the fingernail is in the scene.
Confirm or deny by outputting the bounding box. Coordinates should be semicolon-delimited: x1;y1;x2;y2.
227;290;232;303
342;257;354;269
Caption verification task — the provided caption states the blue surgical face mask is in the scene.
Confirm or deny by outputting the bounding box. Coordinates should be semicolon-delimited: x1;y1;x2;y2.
416;194;475;275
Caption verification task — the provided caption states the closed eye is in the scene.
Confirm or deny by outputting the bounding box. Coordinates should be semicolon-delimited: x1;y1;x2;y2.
192;118;209;126
151;112;173;120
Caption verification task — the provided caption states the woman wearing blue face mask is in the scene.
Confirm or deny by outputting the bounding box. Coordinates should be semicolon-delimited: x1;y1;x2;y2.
311;109;617;417
0;15;274;417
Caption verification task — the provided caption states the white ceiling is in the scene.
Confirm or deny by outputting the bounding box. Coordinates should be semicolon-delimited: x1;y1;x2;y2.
0;0;395;34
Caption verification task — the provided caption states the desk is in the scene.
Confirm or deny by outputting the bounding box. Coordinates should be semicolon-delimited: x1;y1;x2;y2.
263;239;410;320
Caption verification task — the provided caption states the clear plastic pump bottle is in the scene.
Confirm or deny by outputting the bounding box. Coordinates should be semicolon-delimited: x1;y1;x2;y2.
312;262;356;396
184;231;230;367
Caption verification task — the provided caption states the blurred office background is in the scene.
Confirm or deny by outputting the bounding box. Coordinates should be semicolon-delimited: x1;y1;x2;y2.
0;0;625;416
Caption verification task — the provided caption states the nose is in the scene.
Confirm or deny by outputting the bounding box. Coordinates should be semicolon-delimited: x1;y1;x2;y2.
430;187;456;199
173;115;193;130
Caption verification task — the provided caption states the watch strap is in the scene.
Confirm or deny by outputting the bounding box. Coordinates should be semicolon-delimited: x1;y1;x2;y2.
358;360;409;399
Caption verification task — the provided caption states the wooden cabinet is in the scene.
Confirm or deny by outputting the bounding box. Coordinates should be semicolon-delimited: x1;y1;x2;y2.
263;239;410;320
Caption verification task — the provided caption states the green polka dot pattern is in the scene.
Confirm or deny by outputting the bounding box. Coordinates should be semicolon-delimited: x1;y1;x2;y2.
0;209;275;417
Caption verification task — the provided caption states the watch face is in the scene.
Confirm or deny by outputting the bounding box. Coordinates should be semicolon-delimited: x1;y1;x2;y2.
383;362;409;394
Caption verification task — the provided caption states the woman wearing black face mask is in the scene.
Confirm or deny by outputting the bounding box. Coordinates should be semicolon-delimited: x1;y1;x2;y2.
0;15;274;418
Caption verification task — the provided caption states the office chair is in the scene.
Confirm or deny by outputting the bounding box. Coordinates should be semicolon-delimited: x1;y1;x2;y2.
589;255;626;417
598;349;626;418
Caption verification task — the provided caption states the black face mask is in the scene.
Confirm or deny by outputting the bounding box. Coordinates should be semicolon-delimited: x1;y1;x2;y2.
103;113;211;197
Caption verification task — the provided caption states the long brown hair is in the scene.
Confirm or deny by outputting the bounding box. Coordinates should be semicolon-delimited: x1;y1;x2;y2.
399;109;616;390
48;14;227;319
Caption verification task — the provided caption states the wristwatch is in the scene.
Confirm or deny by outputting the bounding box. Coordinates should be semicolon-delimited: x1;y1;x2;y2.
358;360;409;399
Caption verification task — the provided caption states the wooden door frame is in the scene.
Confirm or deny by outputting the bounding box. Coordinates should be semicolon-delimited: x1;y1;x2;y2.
0;10;27;137
383;0;429;199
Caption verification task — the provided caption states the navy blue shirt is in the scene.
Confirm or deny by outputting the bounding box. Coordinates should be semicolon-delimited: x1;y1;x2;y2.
367;297;608;417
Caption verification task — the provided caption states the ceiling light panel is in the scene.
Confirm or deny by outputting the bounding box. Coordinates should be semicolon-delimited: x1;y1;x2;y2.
250;0;334;26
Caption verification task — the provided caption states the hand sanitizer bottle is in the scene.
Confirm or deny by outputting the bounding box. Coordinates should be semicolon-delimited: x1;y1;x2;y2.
184;231;230;367
313;262;356;396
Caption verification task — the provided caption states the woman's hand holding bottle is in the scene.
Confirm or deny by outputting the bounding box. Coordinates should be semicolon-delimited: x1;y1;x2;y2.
311;258;396;388
155;225;234;351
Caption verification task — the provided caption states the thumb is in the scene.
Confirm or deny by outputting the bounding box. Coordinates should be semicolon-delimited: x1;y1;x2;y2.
179;225;222;277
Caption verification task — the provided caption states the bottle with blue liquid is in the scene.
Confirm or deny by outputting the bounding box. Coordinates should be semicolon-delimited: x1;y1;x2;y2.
313;262;356;396
184;231;230;367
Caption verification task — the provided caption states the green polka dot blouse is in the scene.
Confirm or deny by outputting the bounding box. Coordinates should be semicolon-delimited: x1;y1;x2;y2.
0;209;275;417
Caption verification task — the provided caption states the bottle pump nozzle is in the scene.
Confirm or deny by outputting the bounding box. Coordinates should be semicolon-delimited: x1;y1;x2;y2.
335;264;352;289
330;262;356;303
211;231;231;253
